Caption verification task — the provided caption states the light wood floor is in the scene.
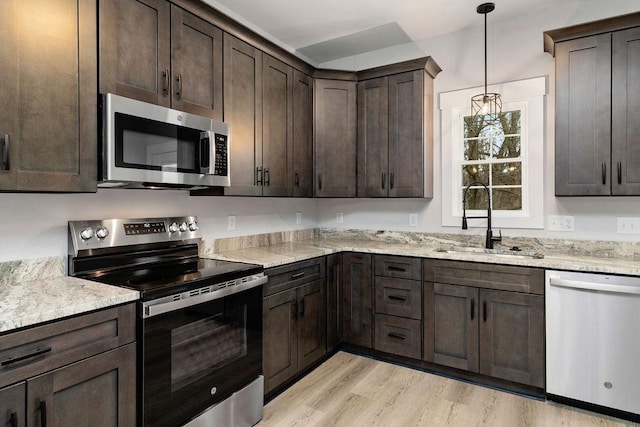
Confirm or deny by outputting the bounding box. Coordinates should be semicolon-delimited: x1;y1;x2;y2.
258;351;638;427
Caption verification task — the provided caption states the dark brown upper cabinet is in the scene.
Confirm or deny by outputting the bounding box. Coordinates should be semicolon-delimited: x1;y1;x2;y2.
0;0;97;192
314;78;358;197
545;12;640;196
357;58;440;198
219;33;296;197
292;71;314;198
100;0;223;121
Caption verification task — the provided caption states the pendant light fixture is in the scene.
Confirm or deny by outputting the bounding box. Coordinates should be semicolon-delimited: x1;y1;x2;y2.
471;2;501;125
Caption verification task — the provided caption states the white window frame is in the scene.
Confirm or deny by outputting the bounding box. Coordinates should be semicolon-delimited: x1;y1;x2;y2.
440;77;546;229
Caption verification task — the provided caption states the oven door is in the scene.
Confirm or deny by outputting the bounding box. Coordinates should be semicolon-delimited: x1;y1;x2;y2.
141;285;262;427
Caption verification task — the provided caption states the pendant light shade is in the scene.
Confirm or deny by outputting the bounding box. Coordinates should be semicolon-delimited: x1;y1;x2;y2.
471;2;501;125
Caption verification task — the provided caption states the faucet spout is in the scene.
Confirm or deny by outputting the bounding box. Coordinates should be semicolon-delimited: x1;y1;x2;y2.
462;181;502;249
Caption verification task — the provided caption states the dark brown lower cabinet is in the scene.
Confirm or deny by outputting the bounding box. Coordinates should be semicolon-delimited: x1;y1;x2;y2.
27;343;136;426
326;253;342;352
0;382;25;427
424;282;544;388
263;279;326;394
341;253;373;348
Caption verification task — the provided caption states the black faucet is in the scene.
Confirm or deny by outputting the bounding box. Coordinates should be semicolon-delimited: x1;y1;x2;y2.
462;181;502;249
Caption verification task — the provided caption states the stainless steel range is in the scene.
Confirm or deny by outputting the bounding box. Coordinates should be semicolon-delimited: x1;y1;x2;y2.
68;216;266;427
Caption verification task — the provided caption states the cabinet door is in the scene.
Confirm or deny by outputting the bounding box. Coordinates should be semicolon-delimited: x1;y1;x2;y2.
555;34;612;196
297;279;327;371
314;79;357;197
292;71;314;198
26;343;136;427
389;70;430;198
357;77;389;197
424;283;479;372
170;5;222;121
0;0;97;192
612;26;640;195
326;253;342;352
479;289;544;388
262;55;293;197
100;0;171;107
263;288;298;394
223;33;263;196
0;382;25;427
342;253;373;348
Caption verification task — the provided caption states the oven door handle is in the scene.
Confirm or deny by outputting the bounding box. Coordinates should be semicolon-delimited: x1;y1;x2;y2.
142;273;267;318
200;131;215;175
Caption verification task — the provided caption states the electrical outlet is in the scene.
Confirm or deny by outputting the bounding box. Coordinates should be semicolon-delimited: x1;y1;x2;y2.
336;212;344;224
617;217;640;234
409;214;418;227
548;215;575;231
227;215;236;231
296;212;302;224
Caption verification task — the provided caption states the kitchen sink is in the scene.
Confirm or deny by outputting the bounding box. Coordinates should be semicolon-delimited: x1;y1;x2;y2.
435;247;544;259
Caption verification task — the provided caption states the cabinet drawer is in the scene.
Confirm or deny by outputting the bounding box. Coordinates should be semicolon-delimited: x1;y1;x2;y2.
374;314;421;359
264;257;325;296
374;277;421;319
374;255;421;280
423;259;544;295
0;303;136;388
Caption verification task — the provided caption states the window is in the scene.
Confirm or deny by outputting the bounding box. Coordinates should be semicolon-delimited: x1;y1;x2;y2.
440;77;546;229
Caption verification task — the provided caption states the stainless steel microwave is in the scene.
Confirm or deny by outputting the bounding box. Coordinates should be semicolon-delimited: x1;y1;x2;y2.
99;93;230;189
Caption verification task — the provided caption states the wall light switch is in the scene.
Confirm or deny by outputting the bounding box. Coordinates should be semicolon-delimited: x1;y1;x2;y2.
296;212;302;224
227;215;236;231
336;212;344;224
409;214;418;227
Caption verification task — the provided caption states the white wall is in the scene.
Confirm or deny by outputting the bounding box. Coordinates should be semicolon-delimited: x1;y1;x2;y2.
0;191;316;261
317;0;640;242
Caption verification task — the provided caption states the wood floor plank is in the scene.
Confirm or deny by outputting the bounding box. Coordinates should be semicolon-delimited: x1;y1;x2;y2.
258;352;638;427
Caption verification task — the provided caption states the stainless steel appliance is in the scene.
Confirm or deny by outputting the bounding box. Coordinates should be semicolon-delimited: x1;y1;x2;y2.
68;217;265;427
99;93;230;189
546;270;640;421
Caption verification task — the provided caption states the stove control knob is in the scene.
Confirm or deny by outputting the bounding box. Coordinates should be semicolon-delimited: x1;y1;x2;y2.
96;227;109;239
179;222;188;232
169;222;179;233
80;227;94;241
188;222;198;231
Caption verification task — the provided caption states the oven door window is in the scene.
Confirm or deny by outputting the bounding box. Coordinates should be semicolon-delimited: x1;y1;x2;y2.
142;286;262;427
115;112;203;173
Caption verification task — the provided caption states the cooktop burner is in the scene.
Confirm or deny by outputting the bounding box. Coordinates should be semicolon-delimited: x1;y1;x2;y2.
68;216;264;300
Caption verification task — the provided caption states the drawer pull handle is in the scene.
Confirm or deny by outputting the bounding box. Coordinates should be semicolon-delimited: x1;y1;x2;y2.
1;346;51;366
387;265;406;272
387;332;407;340
388;295;407;302
291;272;305;279
39;400;47;427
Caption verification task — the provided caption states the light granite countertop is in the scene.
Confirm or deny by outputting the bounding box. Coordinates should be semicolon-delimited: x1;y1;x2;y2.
206;238;640;277
0;276;140;334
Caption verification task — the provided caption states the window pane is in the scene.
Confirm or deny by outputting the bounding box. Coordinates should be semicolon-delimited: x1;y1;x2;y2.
492;187;522;210
492;162;522;186
493;136;521;159
464;116;483;138
464;138;491;160
463;187;489;210
499;110;521;135
462;164;489;186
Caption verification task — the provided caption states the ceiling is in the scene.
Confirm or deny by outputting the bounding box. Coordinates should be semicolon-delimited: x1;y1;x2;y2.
201;0;580;65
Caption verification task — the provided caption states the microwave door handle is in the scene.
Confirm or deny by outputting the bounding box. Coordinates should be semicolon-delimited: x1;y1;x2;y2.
200;131;214;175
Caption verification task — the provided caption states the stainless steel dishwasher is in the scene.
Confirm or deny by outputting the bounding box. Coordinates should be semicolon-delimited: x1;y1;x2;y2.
546;270;640;419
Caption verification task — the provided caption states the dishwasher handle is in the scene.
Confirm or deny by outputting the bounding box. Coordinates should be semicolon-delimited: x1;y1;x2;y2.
549;277;640;295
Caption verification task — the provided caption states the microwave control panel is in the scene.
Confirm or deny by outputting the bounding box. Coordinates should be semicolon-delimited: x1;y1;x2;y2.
214;134;228;176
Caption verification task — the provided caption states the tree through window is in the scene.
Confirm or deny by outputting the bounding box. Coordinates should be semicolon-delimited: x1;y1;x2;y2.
462;110;522;211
